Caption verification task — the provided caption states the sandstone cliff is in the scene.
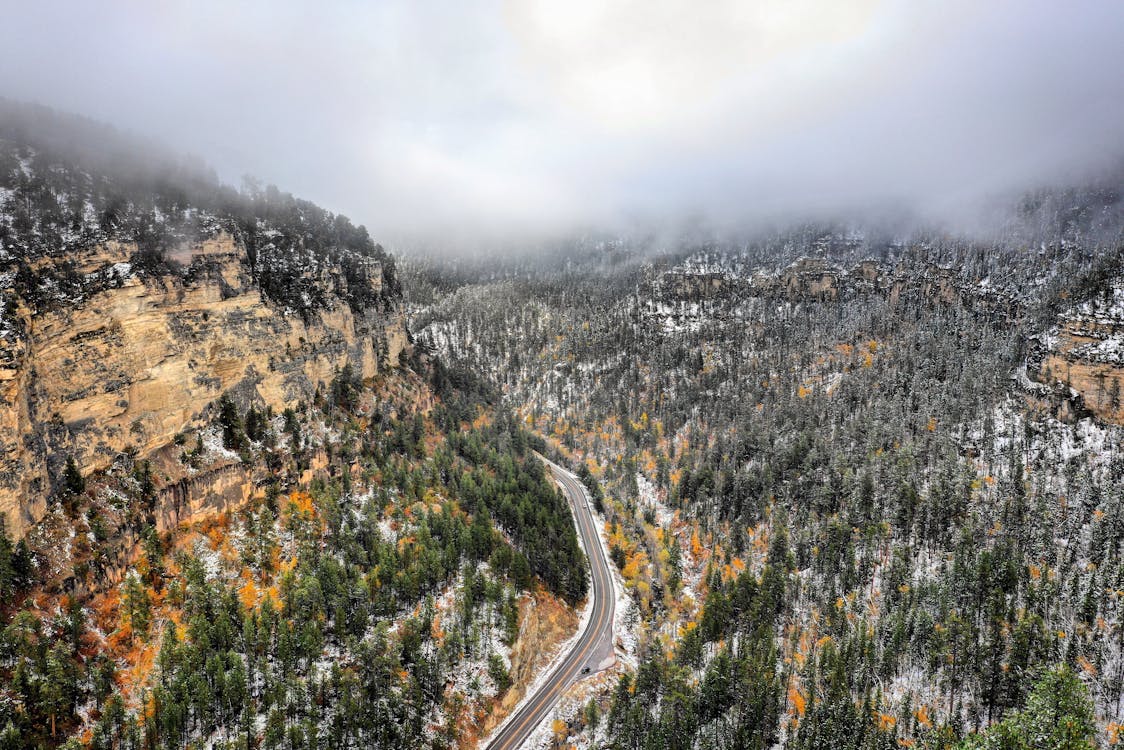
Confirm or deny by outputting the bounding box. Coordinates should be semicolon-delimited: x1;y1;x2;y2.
651;257;1022;317
0;232;408;536
1036;283;1124;424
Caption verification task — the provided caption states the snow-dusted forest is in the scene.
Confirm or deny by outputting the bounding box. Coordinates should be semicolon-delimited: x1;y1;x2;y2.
410;197;1124;748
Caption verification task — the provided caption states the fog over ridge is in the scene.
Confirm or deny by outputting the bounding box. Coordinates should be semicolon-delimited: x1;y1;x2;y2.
1;1;1123;248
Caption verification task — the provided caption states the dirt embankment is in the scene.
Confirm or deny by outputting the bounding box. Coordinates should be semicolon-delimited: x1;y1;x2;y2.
469;590;580;747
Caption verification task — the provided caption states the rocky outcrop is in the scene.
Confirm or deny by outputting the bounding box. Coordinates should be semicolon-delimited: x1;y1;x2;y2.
1036;288;1124;424
779;258;842;301
0;233;408;537
659;271;729;300
653;257;1022;316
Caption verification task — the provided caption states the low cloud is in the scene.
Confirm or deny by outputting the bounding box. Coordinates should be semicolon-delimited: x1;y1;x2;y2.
2;1;1123;246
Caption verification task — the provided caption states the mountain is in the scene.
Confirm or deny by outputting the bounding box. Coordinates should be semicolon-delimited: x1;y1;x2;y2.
5;96;1124;750
409;207;1124;748
0;100;409;537
0;103;589;750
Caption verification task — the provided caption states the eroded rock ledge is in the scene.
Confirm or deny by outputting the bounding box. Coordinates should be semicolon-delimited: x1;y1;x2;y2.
0;233;409;536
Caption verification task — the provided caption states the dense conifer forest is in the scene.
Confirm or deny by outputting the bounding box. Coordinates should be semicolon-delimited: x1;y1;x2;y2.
0;352;588;749
411;207;1124;748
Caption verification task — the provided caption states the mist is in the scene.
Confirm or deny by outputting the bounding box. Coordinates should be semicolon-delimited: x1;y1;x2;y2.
2;0;1123;248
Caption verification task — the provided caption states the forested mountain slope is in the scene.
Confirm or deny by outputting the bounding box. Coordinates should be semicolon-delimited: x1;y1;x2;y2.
0;103;590;750
0;99;409;537
410;196;1124;748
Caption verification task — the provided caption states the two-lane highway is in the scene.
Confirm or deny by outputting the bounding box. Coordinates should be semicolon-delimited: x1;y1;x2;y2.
485;457;616;750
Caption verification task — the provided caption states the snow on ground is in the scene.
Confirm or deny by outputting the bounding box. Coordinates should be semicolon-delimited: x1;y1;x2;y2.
377;516;397;542
442;595;513;704
522;688;589;749
640;299;707;335
613;577;640;669
636;472;675;528
637;469;703;621
1072;334;1124;363
200;424;242;462
1072;279;1124;324
591;478;641;668
982;395;1119;488
193;536;224;581
1048;412;1114;466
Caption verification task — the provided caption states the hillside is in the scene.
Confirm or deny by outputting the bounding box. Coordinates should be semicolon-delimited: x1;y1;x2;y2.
0;104;589;750
6;96;1124;749
410;208;1124;748
0;101;411;538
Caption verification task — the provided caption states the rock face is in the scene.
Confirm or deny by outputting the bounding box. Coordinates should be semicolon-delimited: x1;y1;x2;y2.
1037;284;1124;424
655;257;1021;316
0;233;408;537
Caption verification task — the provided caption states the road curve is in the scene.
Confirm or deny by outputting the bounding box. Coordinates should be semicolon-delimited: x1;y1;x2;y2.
484;456;616;750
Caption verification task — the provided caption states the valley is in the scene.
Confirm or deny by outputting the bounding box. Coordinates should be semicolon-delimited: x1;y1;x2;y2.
0;103;592;750
409;218;1124;748
4;91;1124;750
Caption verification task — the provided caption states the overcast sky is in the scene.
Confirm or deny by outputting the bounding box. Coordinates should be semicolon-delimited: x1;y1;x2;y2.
2;0;1123;244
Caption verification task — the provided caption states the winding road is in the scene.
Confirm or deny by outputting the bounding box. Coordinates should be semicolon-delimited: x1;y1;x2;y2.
484;457;616;750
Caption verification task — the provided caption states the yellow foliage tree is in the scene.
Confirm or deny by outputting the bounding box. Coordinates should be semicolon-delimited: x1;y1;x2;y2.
787;679;806;717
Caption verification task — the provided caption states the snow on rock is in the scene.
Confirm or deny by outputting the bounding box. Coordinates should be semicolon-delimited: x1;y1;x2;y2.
200;425;242;462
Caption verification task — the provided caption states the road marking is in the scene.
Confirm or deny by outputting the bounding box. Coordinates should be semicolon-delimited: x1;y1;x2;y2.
486;463;614;750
